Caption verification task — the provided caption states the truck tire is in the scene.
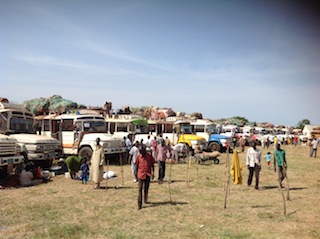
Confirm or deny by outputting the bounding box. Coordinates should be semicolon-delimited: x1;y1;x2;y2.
0;166;8;179
209;142;221;152
78;146;93;160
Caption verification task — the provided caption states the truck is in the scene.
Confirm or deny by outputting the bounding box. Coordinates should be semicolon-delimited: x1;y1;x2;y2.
0;134;24;178
34;109;127;161
190;119;232;153
0;101;62;167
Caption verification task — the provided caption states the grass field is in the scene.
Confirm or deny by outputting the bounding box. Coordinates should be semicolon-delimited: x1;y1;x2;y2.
1;145;319;239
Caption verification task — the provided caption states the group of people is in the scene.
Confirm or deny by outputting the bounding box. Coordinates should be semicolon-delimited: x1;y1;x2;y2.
125;135;188;210
246;141;288;190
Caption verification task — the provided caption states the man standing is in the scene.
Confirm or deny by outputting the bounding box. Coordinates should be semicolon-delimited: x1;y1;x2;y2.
125;136;132;164
129;141;140;182
90;137;105;189
310;137;319;158
246;141;261;190
274;143;287;188
135;145;155;210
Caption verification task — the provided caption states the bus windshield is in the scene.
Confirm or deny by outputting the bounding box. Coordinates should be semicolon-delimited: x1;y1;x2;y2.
10;116;35;133
83;121;106;133
135;125;149;134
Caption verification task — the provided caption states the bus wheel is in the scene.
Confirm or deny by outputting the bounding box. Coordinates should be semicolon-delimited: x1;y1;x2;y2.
79;146;93;160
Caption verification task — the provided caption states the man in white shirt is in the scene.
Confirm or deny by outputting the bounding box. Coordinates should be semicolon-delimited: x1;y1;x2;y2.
129;141;140;182
310;138;319;158
172;143;185;163
246;141;261;189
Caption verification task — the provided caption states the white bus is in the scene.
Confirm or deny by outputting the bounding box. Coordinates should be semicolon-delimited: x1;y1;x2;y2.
35;110;126;161
105;114;149;143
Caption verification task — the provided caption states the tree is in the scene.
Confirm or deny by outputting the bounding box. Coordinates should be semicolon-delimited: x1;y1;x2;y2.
296;119;310;129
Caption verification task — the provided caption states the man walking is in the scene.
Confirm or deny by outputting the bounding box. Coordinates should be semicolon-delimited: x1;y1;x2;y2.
246;141;261;190
135;145;155;210
310;137;319;158
274;143;287;188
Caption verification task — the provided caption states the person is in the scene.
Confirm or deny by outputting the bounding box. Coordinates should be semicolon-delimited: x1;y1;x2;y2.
274;136;279;148
145;135;152;152
65;155;82;179
156;139;169;184
151;136;157;158
90;137;105;189
129;141;140;182
172;143;185;163
79;158;90;184
260;136;266;149
125;136;132;150
274;143;287;187
310;137;319;158
19;163;44;187
232;135;237;149
264;152;272;169
239;136;246;152
266;136;270;148
293;134;298;146
165;136;171;147
135;144;155;210
246;141;261;190
125;136;132;164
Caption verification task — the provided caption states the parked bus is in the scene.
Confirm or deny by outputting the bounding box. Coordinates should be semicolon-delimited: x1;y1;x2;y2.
105;114;149;143
0;101;62;167
34;109;126;161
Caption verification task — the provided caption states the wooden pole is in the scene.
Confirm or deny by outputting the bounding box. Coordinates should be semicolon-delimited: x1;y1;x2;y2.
168;159;173;202
224;147;230;209
105;159;109;190
120;153;124;186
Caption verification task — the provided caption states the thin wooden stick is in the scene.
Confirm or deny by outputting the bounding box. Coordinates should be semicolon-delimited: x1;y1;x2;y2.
105;159;109;190
224;148;230;209
120;153;124;186
168;159;173;202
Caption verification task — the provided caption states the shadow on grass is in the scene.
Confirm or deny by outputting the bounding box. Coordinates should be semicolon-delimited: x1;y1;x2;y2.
97;185;134;190
144;201;188;208
262;186;307;191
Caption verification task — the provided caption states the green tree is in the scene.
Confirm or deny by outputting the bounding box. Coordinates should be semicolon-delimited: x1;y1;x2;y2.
297;119;310;129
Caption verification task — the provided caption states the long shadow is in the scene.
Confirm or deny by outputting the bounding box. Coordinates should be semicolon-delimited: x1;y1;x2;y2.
262;186;307;191
98;185;133;190
144;201;188;208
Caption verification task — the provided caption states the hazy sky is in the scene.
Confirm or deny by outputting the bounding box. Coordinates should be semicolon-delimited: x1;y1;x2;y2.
1;0;320;126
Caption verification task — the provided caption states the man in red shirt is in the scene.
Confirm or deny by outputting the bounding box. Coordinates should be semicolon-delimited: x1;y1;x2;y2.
135;145;155;210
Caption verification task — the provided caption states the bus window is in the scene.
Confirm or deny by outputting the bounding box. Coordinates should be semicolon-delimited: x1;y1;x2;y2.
117;123;128;132
62;119;74;131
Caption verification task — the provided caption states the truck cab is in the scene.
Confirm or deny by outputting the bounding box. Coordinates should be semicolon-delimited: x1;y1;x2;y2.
0;102;62;167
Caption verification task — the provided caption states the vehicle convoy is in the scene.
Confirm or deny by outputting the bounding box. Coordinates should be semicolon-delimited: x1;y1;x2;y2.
190;119;232;153
0;134;24;178
0;101;62;167
34;110;127;161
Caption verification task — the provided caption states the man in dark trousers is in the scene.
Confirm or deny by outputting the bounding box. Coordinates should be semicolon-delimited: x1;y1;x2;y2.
246;141;261;190
135;145;155;210
274;143;287;187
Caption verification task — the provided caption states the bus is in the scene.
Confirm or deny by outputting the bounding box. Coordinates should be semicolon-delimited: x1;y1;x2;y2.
105;114;149;143
34;109;126;161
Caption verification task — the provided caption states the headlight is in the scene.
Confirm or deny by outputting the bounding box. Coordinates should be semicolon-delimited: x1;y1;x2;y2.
190;140;198;146
35;145;44;153
16;145;21;153
220;139;226;143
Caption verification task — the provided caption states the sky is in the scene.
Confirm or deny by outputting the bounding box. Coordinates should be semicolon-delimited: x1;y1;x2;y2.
1;0;320;127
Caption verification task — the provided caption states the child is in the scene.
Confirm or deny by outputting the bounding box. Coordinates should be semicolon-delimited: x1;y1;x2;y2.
79;158;90;184
264;152;272;169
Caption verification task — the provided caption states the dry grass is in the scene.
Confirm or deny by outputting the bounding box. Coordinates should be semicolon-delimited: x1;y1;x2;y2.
1;145;320;239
